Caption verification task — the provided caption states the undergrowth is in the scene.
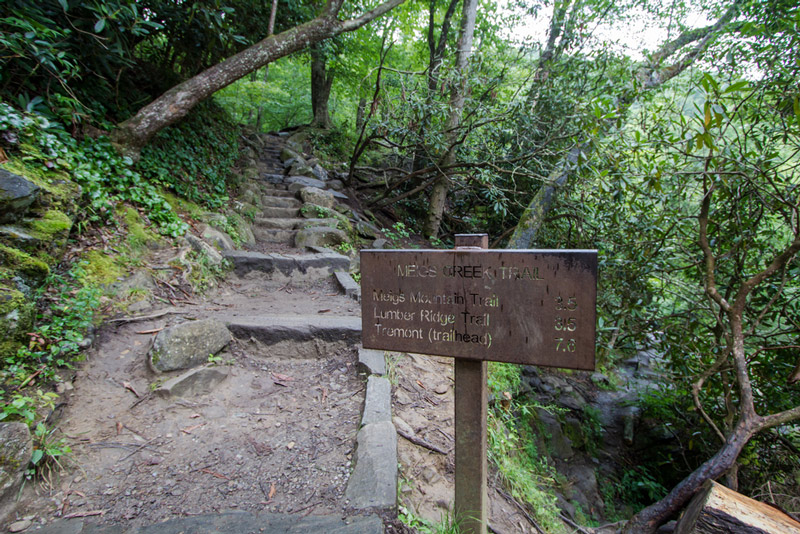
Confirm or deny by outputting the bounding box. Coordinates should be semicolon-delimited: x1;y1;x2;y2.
487;363;565;532
0;101;187;236
138;101;239;209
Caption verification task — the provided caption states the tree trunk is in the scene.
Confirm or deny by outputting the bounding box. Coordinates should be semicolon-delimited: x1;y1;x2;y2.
111;0;404;158
412;0;460;172
310;44;334;128
263;0;279;82
422;0;478;238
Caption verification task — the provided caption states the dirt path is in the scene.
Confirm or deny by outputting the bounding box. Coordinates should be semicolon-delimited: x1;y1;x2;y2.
7;269;370;530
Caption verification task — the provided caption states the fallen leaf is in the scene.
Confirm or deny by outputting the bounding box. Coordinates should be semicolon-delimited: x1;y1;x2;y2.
189;413;201;419
287;441;295;450
116;422;123;435
320;387;328;403
122;381;140;398
268;483;276;500
317;309;331;313
181;423;206;434
200;468;229;480
416;380;426;389
271;372;294;386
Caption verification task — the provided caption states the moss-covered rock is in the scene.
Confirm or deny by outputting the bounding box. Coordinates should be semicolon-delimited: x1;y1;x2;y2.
0;244;50;284
0;283;35;361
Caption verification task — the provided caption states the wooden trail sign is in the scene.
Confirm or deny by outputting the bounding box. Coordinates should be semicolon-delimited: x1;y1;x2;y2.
361;245;597;370
360;235;597;534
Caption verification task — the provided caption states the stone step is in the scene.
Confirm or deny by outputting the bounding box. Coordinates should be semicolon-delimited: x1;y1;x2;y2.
262;206;300;218
262;196;302;209
32;512;383;534
262;188;296;198
225;314;362;359
254;217;305;230
261;173;286;185
254;217;342;231
223;250;351;281
252;227;297;244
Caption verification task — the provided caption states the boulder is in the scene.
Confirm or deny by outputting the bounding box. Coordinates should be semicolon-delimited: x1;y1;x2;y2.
184;234;224;267
294;226;348;249
327;179;344;191
280;147;303;163
288;161;316;178
200;224;236;251
0;422;33;514
299;186;335;209
149;318;231;373
312;164;329;182
356;221;380;239
0;169;39;224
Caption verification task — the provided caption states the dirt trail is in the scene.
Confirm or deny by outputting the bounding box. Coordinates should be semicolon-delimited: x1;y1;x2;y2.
7;271;367;530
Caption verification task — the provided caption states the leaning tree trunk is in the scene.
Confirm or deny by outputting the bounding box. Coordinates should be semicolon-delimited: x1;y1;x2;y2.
422;0;478;238
111;0;404;159
310;43;334;129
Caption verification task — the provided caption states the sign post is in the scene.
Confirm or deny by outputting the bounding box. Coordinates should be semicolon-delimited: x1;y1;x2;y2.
453;234;489;534
360;235;597;534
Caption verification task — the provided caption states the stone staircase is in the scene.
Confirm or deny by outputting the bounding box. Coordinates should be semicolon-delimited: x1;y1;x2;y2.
26;132;392;534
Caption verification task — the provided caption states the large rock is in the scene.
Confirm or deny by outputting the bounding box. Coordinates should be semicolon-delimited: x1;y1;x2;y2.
312;164;329;182
184;234;224;267
0;422;33;517
299;186;335;209
345;420;397;510
200;224;236;251
294;226;348;249
0;169;39;224
149;319;231;373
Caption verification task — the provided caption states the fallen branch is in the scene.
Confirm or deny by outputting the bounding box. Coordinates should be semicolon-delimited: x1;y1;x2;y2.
396;427;449;455
63;510;106;519
496;487;547;534
108;309;187;324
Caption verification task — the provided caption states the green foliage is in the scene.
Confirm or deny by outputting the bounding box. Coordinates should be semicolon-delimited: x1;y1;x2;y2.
488;401;565;532
0;101;188;236
383;222;410;247
29;421;72;480
138;101;239;209
398;506;462;534
0;391;57;426
1;263;100;390
487;362;520;396
581;405;604;457
0;0;163;123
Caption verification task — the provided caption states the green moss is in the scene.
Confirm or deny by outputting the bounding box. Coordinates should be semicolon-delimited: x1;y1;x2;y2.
123;206;161;250
0;243;50;281
161;191;204;219
81;250;123;287
0;283;35;360
31;209;72;238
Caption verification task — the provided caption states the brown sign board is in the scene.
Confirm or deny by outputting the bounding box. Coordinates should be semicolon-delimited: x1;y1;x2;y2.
360;249;597;370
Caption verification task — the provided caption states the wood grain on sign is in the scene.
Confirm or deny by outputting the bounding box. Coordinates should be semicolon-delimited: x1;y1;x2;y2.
360;249;597;370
